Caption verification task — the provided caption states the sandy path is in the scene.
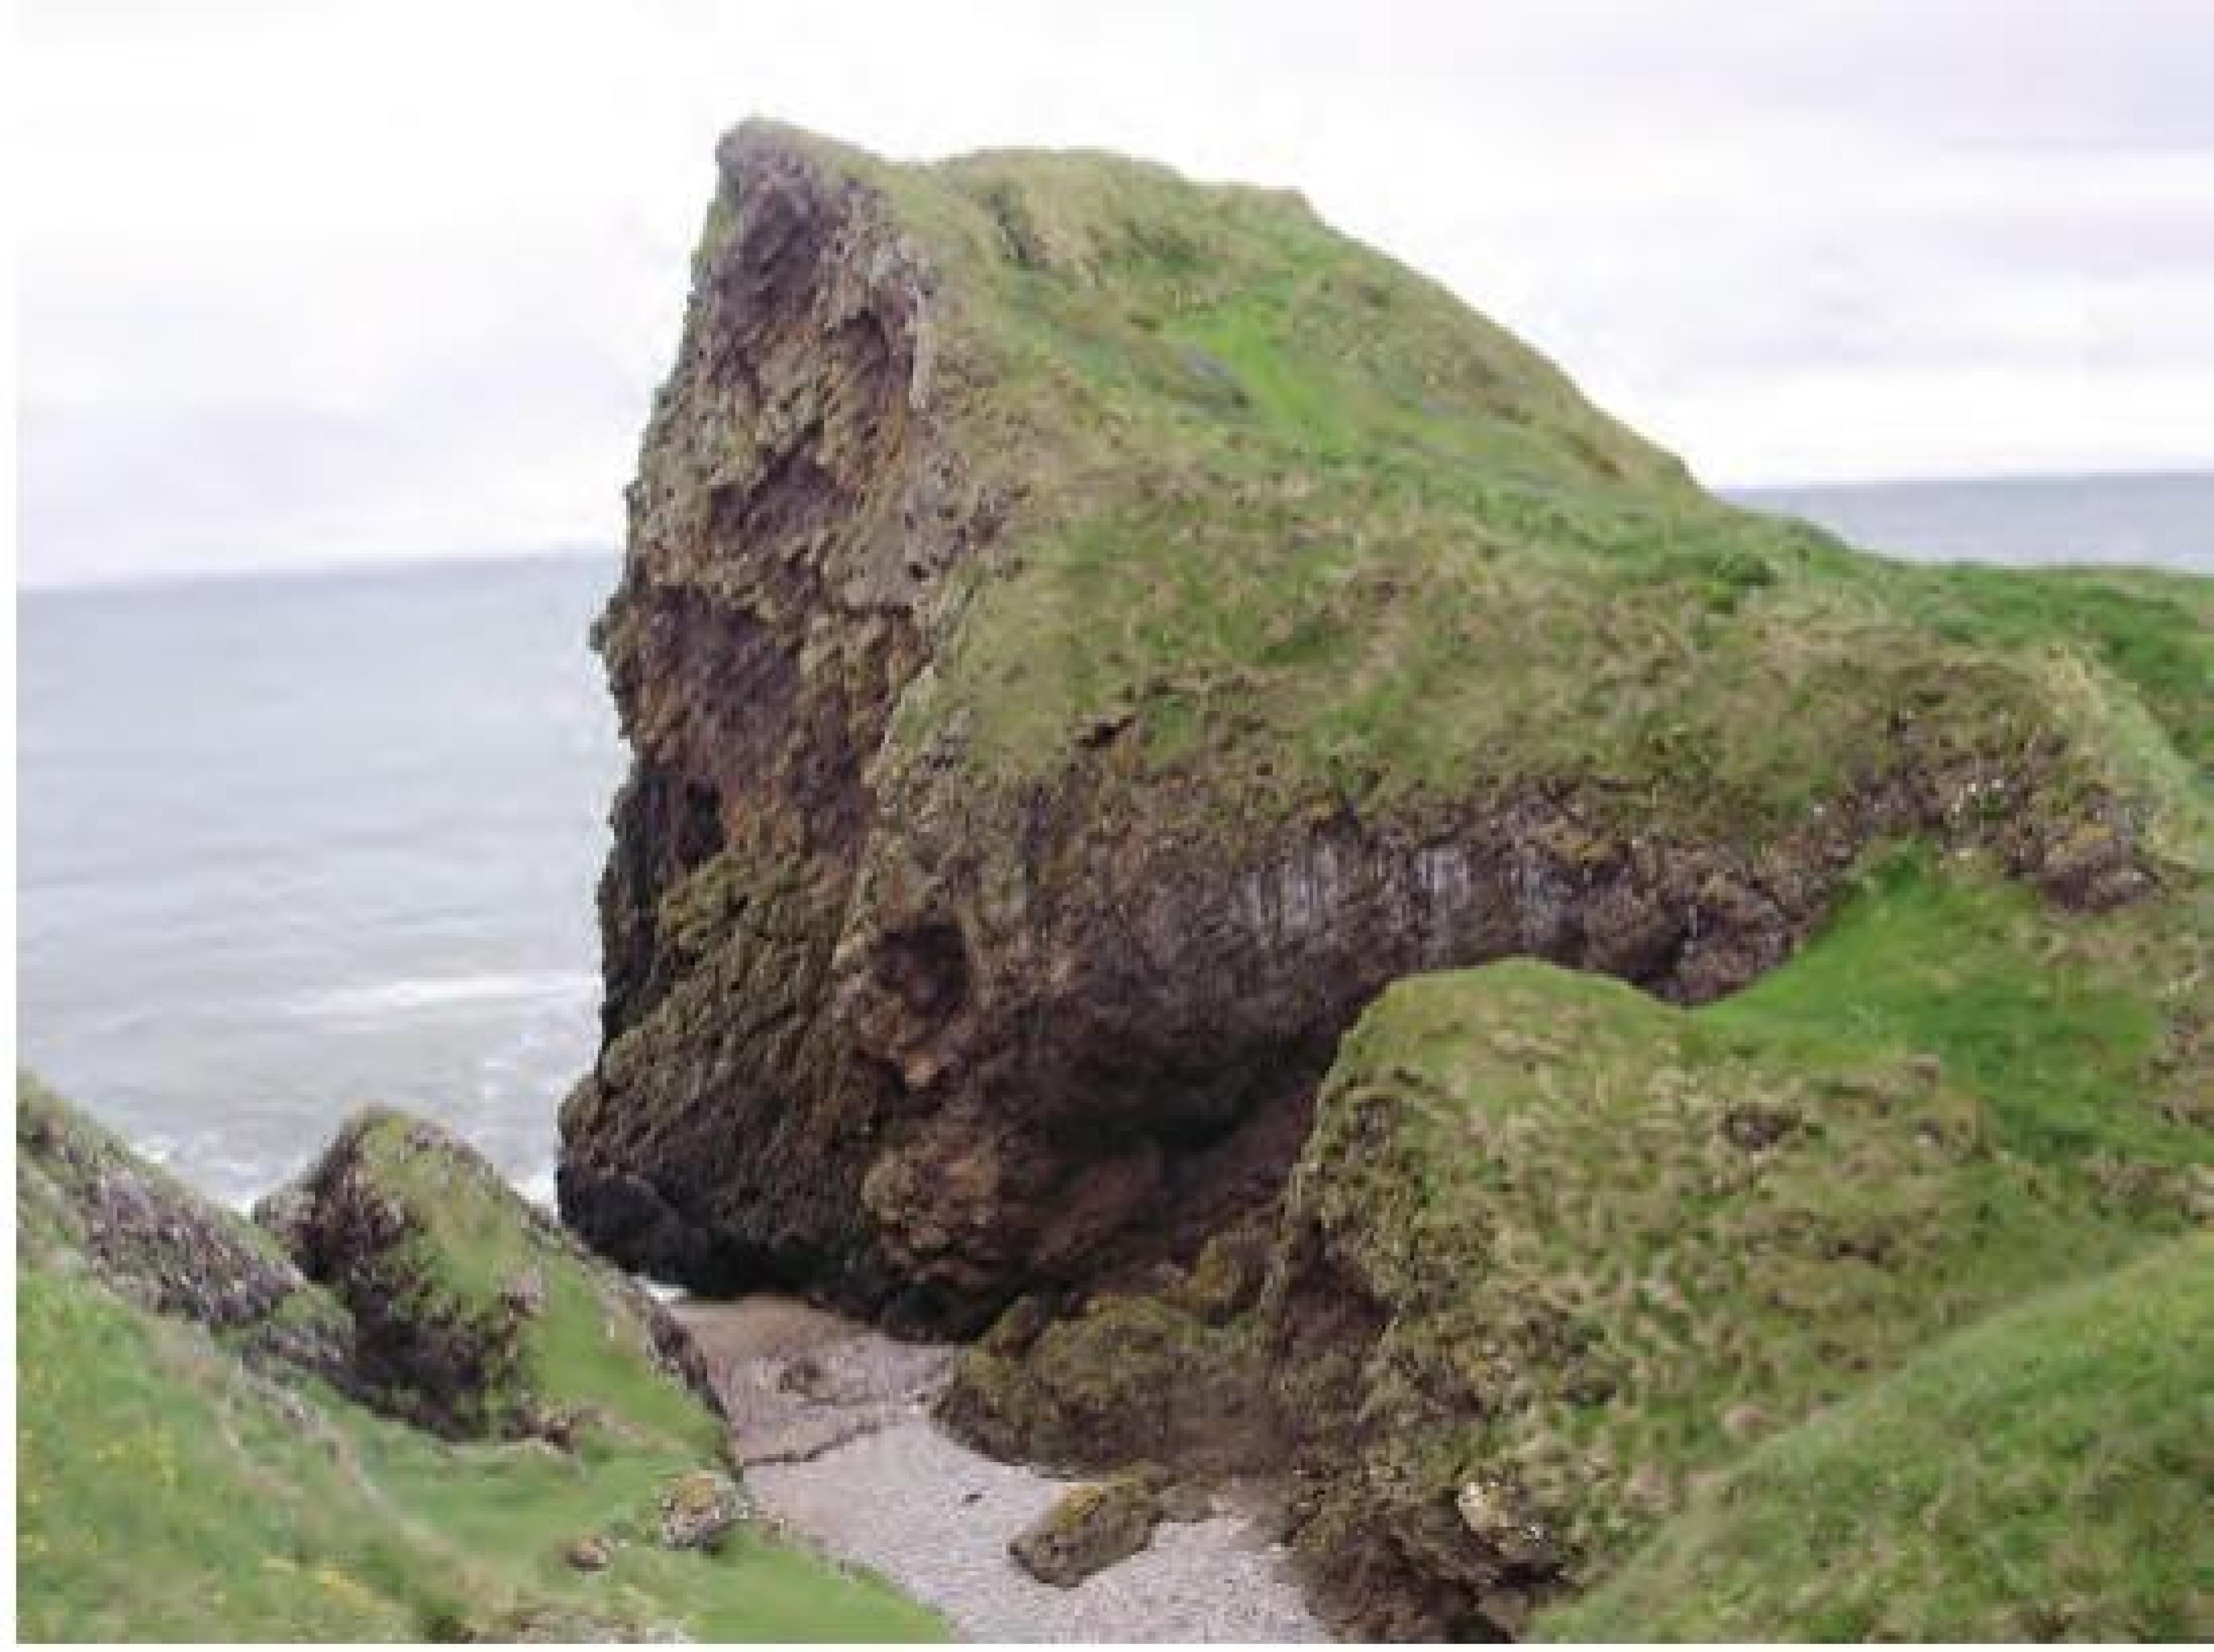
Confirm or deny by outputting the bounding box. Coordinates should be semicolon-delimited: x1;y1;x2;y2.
672;1297;1326;1643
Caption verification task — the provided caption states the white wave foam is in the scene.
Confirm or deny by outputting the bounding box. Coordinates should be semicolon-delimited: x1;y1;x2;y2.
517;1164;560;1210
295;970;599;1019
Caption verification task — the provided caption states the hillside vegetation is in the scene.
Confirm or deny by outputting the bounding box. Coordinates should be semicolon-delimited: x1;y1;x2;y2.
804;129;2209;866
1253;845;2206;1633
16;1077;943;1643
1542;1233;2213;1641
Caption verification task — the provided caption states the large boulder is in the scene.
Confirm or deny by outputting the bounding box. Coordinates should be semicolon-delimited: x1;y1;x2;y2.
269;1107;718;1439
558;122;2174;1331
1248;863;2206;1638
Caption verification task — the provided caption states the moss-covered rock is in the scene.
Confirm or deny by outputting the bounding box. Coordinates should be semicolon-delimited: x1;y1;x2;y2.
1257;847;2209;1636
1009;1474;1166;1586
15;1078;946;1642
935;1291;1267;1472
272;1106;719;1441
560;120;2203;1338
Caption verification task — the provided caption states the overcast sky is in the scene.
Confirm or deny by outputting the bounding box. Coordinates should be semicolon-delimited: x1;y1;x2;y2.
18;0;2214;586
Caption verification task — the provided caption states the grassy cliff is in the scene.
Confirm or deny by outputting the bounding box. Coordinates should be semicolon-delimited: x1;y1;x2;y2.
16;1078;943;1643
729;128;2204;866
1257;844;2205;1633
554;122;2209;1637
568;120;2202;1330
1542;1233;2212;1641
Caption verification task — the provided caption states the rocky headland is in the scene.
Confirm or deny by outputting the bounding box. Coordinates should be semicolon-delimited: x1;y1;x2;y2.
18;122;2209;1643
557;122;2210;1637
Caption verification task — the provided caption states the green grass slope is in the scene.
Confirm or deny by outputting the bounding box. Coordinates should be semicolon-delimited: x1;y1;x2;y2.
1267;844;2208;1634
1541;1233;2214;1641
742;127;2208;868
16;1083;945;1643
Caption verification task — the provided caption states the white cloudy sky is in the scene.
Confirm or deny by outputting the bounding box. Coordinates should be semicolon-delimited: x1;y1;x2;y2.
17;0;2214;585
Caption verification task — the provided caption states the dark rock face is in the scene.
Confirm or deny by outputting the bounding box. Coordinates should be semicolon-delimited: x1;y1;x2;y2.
555;131;1768;1325
558;122;994;1315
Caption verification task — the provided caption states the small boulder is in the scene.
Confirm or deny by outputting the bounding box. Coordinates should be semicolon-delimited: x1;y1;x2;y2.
564;1534;612;1572
1454;1475;1554;1569
1009;1475;1163;1587
658;1469;747;1552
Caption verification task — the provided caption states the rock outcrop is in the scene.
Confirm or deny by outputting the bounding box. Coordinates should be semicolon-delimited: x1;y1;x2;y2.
268;1106;719;1438
559;121;2171;1334
556;121;2207;1638
16;1076;940;1641
16;1072;357;1392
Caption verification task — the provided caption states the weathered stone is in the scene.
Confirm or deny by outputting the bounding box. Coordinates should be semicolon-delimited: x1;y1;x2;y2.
1009;1476;1163;1587
565;1535;613;1572
658;1469;749;1552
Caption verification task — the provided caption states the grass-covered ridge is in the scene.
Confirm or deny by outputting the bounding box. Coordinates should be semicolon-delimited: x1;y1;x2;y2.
1262;844;2208;1634
739;126;2207;866
16;1080;945;1643
1540;1233;2214;1641
16;1267;942;1642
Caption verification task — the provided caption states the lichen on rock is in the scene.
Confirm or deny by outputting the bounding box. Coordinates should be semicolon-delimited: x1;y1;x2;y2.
657;1469;750;1552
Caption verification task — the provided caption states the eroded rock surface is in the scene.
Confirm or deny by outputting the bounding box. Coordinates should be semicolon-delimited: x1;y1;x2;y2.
555;121;2201;1639
558;123;2162;1339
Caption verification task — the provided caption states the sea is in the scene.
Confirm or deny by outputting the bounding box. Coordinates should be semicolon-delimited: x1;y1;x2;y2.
15;474;2211;1209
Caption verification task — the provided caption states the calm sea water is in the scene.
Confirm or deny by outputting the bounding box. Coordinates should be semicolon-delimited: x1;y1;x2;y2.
18;553;626;1208
1729;471;2212;573
15;474;2210;1206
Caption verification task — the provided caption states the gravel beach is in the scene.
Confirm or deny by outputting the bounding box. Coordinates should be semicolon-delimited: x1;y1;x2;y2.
673;1297;1327;1643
